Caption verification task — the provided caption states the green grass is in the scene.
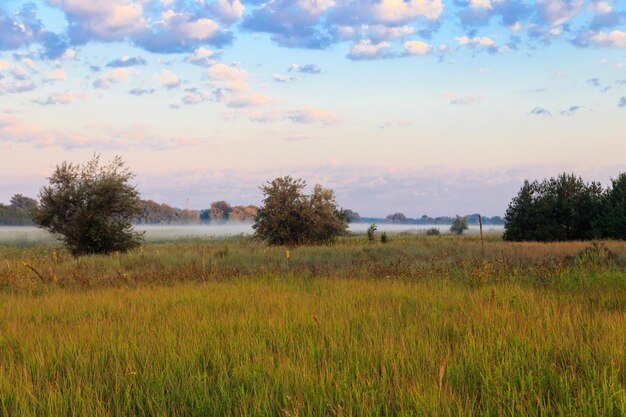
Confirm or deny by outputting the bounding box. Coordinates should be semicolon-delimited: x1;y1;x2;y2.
0;235;625;416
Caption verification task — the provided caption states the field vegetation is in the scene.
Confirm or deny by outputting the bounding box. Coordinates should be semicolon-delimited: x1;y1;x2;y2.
0;234;624;416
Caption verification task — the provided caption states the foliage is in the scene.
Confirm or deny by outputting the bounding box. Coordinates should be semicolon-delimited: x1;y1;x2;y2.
595;173;626;239
366;223;377;242
209;201;232;223
0;236;625;416
450;215;469;235
253;176;348;245
380;232;388;243
0;194;38;225
504;173;605;241
425;227;441;236
386;212;407;223
32;155;143;256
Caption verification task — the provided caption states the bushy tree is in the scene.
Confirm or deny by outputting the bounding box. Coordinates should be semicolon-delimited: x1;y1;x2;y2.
253;176;348;245
33;155;143;256
386;212;407;223
10;194;38;211
504;173;604;242
450;215;469;235
209;201;232;223
595;173;626;239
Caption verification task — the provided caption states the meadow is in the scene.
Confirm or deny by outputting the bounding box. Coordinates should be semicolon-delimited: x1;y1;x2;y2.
0;234;624;416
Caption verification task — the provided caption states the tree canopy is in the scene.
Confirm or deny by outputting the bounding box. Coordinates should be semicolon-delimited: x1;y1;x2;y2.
503;173;624;241
33;155;144;255
253;176;348;245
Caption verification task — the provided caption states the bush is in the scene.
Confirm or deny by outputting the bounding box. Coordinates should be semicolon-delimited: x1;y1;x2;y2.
380;232;388;243
367;224;377;242
253;176;348;246
425;228;441;236
450;215;469;235
33;155;144;256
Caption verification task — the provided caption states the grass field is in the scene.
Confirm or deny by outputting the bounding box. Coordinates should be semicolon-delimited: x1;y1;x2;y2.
0;234;625;416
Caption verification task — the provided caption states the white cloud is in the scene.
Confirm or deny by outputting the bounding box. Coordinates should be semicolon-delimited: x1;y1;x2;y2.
214;0;245;23
208;63;248;81
185;47;216;66
289;107;340;124
588;30;626;48
47;69;67;81
93;68;137;89
61;49;77;60
372;0;444;24
348;40;391;60
403;40;432;55
537;0;584;26
0;61;9;71
37;91;87;106
456;36;496;47
159;11;220;41
470;0;492;10
49;0;148;41
153;69;181;88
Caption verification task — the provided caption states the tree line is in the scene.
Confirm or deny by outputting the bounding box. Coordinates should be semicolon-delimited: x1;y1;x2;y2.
1;195;258;226
504;172;626;241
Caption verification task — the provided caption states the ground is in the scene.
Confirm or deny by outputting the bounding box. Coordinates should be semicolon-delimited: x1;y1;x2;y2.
0;235;624;416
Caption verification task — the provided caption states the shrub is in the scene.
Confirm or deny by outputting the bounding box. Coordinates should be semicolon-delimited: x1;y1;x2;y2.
380;232;388;244
425;228;441;236
450;215;469;235
253;176;348;246
32;155;143;256
367;224;377;242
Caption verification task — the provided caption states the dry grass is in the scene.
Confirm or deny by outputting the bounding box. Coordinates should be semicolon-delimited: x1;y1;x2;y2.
0;235;624;416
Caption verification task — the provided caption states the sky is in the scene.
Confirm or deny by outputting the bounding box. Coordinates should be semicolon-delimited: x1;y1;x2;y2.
0;0;625;217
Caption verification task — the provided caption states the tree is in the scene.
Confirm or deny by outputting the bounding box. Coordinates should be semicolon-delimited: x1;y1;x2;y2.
32;155;143;256
386;212;407;223
209;201;232;223
596;173;626;239
450;215;469;235
10;194;38;211
253;176;348;245
503;173;604;242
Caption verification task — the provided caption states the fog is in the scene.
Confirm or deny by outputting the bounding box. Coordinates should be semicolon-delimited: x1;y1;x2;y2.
0;224;503;245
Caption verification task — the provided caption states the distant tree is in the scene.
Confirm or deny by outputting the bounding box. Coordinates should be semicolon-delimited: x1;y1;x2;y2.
178;209;201;223
10;194;38;211
253;176;348;245
595;173;626;239
229;205;258;222
450;215;469;235
209;201;232;223
32;155;143;256
341;209;361;223
138;200;178;224
386;212;407;223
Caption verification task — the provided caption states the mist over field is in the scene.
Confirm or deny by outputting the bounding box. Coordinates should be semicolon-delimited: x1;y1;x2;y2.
0;223;504;245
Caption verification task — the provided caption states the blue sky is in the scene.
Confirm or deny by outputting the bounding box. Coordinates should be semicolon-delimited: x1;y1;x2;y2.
1;0;625;216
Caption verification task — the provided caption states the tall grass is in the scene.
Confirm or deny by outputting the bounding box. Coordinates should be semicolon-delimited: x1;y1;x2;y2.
0;235;624;416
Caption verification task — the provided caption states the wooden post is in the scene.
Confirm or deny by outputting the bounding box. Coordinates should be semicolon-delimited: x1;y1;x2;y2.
478;214;485;261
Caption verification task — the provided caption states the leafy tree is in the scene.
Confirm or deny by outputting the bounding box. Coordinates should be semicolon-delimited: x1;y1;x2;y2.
229;205;258;222
504;173;604;241
595;173;626;239
386;212;407;223
10;194;38;211
32;155;143;256
366;223;377;242
209;201;232;223
450;215;469;235
253;176;348;245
